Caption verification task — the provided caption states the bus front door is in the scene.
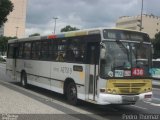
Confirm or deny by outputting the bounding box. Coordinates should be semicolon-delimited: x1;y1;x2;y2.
87;42;99;101
12;46;18;80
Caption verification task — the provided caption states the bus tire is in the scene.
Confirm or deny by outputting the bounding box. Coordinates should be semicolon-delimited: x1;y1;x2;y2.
66;82;78;105
21;72;28;88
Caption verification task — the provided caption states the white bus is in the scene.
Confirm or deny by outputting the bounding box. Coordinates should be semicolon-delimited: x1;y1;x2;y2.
151;59;160;79
6;28;152;105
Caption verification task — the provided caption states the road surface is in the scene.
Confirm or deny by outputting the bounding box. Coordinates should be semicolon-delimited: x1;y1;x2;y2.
0;63;160;120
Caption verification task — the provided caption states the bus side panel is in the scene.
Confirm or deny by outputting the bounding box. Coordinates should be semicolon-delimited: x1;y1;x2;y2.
16;59;25;82
50;62;86;100
34;61;51;89
6;58;14;80
21;60;51;90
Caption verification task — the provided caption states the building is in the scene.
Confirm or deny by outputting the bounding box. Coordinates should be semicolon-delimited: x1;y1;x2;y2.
116;14;160;39
0;0;27;38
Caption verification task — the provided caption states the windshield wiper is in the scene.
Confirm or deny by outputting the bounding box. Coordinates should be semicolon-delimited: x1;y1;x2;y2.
116;40;130;61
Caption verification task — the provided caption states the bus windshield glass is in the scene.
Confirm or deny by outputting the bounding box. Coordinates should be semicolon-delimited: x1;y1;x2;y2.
100;41;151;78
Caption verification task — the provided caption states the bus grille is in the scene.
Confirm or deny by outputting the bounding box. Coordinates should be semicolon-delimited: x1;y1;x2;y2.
113;83;146;94
119;88;141;94
106;79;152;95
114;83;146;87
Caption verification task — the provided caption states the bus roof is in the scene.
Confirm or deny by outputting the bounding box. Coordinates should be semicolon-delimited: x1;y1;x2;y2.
8;27;149;43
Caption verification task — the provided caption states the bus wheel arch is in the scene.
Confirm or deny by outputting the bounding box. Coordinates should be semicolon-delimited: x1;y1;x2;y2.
64;78;78;105
21;70;28;88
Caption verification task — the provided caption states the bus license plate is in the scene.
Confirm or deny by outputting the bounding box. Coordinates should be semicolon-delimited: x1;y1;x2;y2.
122;96;139;102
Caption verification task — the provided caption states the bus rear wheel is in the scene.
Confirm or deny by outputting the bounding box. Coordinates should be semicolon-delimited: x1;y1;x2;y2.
66;82;78;105
21;72;28;88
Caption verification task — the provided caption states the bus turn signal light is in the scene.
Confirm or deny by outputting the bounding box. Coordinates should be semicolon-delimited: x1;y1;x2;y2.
100;88;106;93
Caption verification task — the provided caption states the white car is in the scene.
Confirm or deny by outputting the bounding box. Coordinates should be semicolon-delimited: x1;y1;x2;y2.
0;55;6;61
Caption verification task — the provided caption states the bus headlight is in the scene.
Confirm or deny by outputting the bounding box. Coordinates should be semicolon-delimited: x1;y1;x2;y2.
144;88;151;92
144;88;147;92
101;88;117;94
112;90;117;94
148;88;151;91
106;89;112;93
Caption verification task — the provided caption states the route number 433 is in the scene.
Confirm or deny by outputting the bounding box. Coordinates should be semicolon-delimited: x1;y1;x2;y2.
132;68;144;76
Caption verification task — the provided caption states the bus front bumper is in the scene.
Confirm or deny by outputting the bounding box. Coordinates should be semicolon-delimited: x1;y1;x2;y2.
97;92;152;105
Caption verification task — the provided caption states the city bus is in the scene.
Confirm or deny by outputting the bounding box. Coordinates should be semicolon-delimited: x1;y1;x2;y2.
6;28;152;105
151;59;160;79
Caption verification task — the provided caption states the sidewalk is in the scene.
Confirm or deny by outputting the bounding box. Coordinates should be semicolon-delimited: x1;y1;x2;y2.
0;81;97;120
0;83;64;114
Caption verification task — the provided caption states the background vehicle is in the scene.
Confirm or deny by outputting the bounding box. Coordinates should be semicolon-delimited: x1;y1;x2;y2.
6;28;152;105
0;55;6;62
150;59;160;79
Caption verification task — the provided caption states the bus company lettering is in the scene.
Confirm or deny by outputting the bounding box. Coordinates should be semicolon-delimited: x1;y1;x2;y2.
61;67;72;74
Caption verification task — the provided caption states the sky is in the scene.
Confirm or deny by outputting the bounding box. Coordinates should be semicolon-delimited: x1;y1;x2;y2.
25;0;160;36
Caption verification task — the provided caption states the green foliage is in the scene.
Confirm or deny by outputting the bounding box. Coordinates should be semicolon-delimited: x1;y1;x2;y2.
0;36;16;55
61;25;79;32
29;33;40;37
152;32;160;59
0;0;14;27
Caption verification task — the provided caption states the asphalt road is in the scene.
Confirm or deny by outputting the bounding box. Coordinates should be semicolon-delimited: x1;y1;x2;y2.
0;63;160;120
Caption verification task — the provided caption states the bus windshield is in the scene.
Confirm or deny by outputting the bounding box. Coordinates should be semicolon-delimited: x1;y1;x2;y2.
100;41;151;78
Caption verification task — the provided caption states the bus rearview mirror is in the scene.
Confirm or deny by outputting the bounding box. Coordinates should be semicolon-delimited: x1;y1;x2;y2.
100;42;107;60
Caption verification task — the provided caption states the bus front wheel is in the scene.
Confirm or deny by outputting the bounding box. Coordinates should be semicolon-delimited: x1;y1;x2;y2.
21;72;28;88
66;82;78;105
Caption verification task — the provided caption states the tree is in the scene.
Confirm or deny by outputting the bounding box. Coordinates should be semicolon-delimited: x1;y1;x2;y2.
61;25;79;32
29;33;40;37
0;0;14;27
152;32;160;59
0;36;16;55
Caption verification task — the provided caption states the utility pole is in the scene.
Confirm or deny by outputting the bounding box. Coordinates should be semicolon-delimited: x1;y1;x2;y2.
140;0;143;31
53;17;58;34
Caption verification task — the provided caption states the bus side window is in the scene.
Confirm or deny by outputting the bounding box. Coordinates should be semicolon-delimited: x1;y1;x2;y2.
23;42;31;59
56;39;66;62
56;52;64;61
7;44;14;58
87;42;100;65
84;34;101;64
49;40;58;61
18;43;24;59
65;37;85;63
41;40;49;60
73;40;85;63
65;46;75;61
31;41;41;60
